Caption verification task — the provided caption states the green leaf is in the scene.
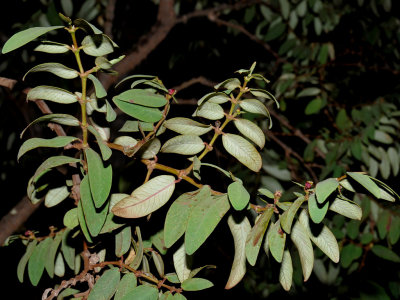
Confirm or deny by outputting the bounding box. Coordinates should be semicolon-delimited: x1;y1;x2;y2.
119;285;158;300
150;229;168;255
77;200;93;243
87;268;120;300
164;118;212;136
114;273;137;300
249;88;279;108
115;226;132;257
130;226;143;269
161;135;205;155
193;102;225;120
31;156;80;183
181;278;213;291
44;185;70;207
234;119;265;149
281;196;305;233
112;175;175;218
305;98;323;115
245;208;273;266
297;87;321;98
81;176;109;237
64;208;79;229
105;100;116;122
388;147;399;176
329;198;362;220
23;63;78;80
34;41;69;54
279;250;293;291
87;125;112;161
164;187;211;248
377;210;390;239
44;232;62;278
119;121;154;132
389;216;400;245
173;243;192;283
27;86;78;104
28;237;52;286
315;178;339;204
61;229;76;270
225;215;251;289
139;138;161;159
85;148;112;208
299;210;339;263
268;221;286;263
214;78;241;90
239;99;270;117
17;240;37;283
2;26;64;54
88;74;107;98
373;130;393;144
222;133;262;172
291;220;314;281
115;89;167;107
18;136;78;160
308;193;329;224
347;172;380;198
197;92;230;106
152;251;165;277
74;18;103;34
341;244;362;268
185;194;230;255
113;98;162;123
371;245;400;263
82;34;114;57
258;188;274;199
228;181;250;211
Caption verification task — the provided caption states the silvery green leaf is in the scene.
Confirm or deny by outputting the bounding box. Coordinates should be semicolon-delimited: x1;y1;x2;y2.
315;178;339;204
279;250;293;291
193;102;225;120
197;92;230;106
54;253;65;277
347;172;380;198
339;179;355;192
27;86;78;104
18;136;78;160
20;114;79;138
82;34;113;56
222;133;262;172
114;136;138;148
87;125;112;161
249;88;279;108
280;196;305;233
234;118;265;149
291;219;314;281
373;130;393;144
239;99;270;117
173;243;192;283
34;41;69;54
63;208;79;229
44;186;69;207
161;135;205;155
109;55;125;65
139;138;161;159
329;198;362;220
23;63;78;80
214;78;241;90
95;57;113;69
164;118;212;135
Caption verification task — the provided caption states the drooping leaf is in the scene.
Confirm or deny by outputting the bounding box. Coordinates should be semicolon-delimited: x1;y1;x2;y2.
87;125;112;160
44;185;70;207
105;100;117;122
115;226;132;257
214;78;241;90
161;135;205;155
31;156;80;183
297;87;321;98
34;41;69;54
268;220;286;263
130;226;143;269
234;119;265;149
258;188;275;199
112;175;175;218
44;232;63;278
74;18;103;34
61;229;75;270
114;273;137;300
315;178;339;204
389;216;400;245
347;172;380;198
119;285;158;300
18;136;78;160
181;278;213;291
85;148;112;208
115;89;167;107
88;74;107;98
222;133;262;172
193;102;225;120
341;244;362;268
225;215;251;289
87;267;120;300
23;63;78;80
185;194;230;255
279;250;293;291
329;198;362;220
28;237;52;286
388;147;399;176
173;243;192;283
113;98;162;123
82;34;114;57
164;118;212;136
291;220;314;281
151;251;165;277
2;26;64;54
77;199;93;243
239;99;270;117
308;193;329;224
227;181;250;211
17;240;38;283
54;253;65;277
197;92;230;106
27;86;78;104
280;196;305;233
139;138;162;159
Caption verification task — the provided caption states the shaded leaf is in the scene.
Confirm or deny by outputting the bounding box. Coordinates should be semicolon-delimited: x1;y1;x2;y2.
347;172;380;198
88;125;112;160
315;178;339;204
197;92;230;106
139;138;161;159
371;245;400;262
87;268;120;300
61;229;75;270
44;232;62;278
88;74;107;98
281;196;305;233
308;193;329;224
268;220;286;263
82;34;113;57
214;78;241;90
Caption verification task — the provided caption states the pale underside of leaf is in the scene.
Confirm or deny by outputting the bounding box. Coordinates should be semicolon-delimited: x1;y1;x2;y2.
291;220;314;281
173;243;192;283
27;86;78;104
23;63;78;80
20;114;80;138
280;196;305;234
329;198;362;220
279;250;293;291
164;117;212;136
193;102;225;120
161;135;205;155
234;119;265;149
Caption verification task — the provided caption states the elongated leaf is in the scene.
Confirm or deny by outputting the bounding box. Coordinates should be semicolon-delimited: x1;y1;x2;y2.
268;220;286;263
17;240;38;283
119;121;154;132
291;220;314;281
245;208;273;266
347;172;380;198
82;34;113;56
32;156;80;182
113;98;162;123
28;237;52;286
225;215;251;289
249;88;279;108
61;229;76;270
115;226;131;257
173;243;192;283
152;251;165;277
119;285;158;300
18;136;78;160
193;102;225;120
88;74;107;98
2;26;64;54
329;198;362;220
45;185;70;207
74;18;103;34
181;278;213;291
27;86;78;104
77;200;93;243
308;193;329;224
388;147;399;176
87;268;120;300
214;78;241;90
297;87;321;98
371;245;400;262
227;181;250;211
315;178;339;204
85;148;112;208
114;273;137;300
139;138;161;159
161;135;205;155
299;210;339;263
112;175;175;218
164;187;211;248
88;126;112;160
34;42;69;54
281;196;305;233
222;133;262;172
279;250;293;291
130;226;143;269
197;92;230;106
234;119;265;149
115;89;167;107
64;208;79;229
239;99;270;117
44;232;63;278
164;118;212;135
185;194;230;255
23;63;78;80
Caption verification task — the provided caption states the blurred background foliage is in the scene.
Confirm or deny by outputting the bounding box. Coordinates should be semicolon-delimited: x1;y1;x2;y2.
1;0;400;299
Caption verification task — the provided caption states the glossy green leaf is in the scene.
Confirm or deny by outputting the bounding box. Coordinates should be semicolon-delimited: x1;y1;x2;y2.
164;118;212;135
115;89;167;107
87;268;120;300
85;148;112;207
114;273;137;300
113;98;162;123
222;133;262;172
28;237;52;286
234;119;265;149
164;187;211;248
88;74;107;98
291;220;314;281
181;278;213;291
161;135;205;155
34;41;69;53
279;250;293;291
18;136;78;160
185;194;230;255
2;26;64;54
115;226;131;257
112;175;175;218
228;181;250;211
268;220;286;263
371;245;400;262
193;102;225;120
173;243;192;283
44;233;62;278
64;208;79;229
308;193;329;224
44;185;69;207
197;92;230;106
329;198;362;220
245;208;273;266
23;63;78;80
239;99;269;117
214;78;241;90
119;285;158;300
347;172;380;198
17;240;37;283
27;86;78;104
225;215;251;289
281;196;305;233
82;34;113;56
315;178;339;204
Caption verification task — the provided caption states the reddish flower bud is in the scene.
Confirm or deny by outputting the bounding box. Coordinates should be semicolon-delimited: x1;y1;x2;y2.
305;181;313;190
168;89;176;95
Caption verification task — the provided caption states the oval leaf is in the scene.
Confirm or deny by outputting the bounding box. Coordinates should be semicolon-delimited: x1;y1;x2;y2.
173;243;192;283
119;285;158;300
268;220;286;263
87;268;120;300
315;178;339;204
161;135;205;155
329;198;362;220
164;117;212;136
18;136;78;160
290;220;314;281
114;273;137;300
198;92;230;106
17;240;38;283
280;196;305;234
308;193;329;224
28;237;52;286
45;185;70;207
193;102;225;120
239;99;270;117
113;98;162;123
82;34;113;57
23;63;78;80
115;89;167;107
279;250;293;291
34;42;69;54
234;118;265;149
347;172;381;198
181;278;213;291
227;181;250;211
27;86;78;104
